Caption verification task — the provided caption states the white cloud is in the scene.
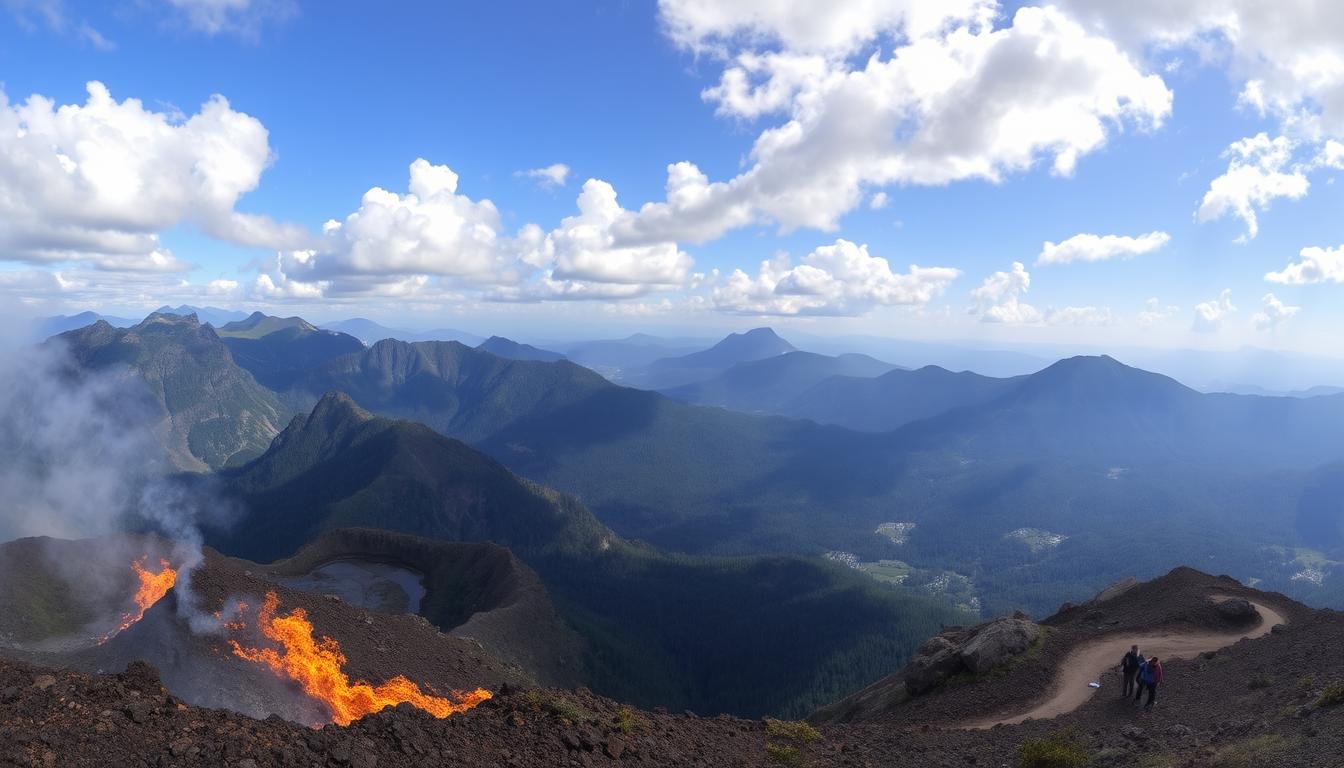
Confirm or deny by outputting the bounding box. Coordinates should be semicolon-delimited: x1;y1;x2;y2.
518;163;571;189
969;261;1041;323
1192;289;1236;333
546;180;694;286
1136;297;1179;327
967;261;1113;325
1038;231;1170;265
1195;134;1309;241
274;159;512;290
1251;292;1300;331
868;191;889;210
0;81;300;270
630;4;1172;244
1061;1;1344;137
259;165;694;302
162;0;297;38
1265;244;1344;285
1062;2;1344;237
713;238;959;316
658;0;997;56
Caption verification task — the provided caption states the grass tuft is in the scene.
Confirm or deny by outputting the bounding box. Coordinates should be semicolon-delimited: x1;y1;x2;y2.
765;743;802;766
1316;680;1344;708
1211;734;1297;767
765;718;821;745
1017;728;1090;768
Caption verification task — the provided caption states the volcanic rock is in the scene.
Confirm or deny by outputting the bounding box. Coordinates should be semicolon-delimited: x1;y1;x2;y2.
1213;597;1258;623
959;618;1041;674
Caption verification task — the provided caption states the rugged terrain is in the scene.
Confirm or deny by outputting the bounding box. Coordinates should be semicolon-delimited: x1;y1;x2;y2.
3;567;1344;766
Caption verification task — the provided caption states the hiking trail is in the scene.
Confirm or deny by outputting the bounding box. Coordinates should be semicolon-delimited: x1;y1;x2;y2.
964;596;1287;729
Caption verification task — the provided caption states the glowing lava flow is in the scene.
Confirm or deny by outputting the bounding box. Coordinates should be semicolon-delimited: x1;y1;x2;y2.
229;592;492;725
101;557;177;642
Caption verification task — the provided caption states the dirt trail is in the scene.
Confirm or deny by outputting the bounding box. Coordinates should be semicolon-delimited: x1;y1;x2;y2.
965;598;1287;729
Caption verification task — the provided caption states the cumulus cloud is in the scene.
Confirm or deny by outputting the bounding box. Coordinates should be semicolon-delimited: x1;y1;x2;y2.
517;163;571;189
631;3;1172;244
0;81;303;270
1062;1;1344;137
1195;134;1309;241
967;261;1113;325
713;239;959;316
1265;244;1344;285
1037;231;1170;265
969;261;1041;323
1192;289;1236;333
1251;292;1300;331
547;180;694;286
257;163;695;303
274;159;512;288
1137;297;1179;327
1063;2;1344;237
659;0;997;56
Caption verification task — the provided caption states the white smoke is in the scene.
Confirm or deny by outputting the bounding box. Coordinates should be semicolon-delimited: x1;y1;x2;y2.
0;331;236;636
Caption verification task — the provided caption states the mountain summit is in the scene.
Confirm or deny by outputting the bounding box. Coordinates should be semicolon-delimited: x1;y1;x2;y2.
55;312;287;470
636;328;797;389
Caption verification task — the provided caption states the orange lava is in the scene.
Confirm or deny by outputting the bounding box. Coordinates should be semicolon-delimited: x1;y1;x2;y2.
229;592;492;725
101;557;177;642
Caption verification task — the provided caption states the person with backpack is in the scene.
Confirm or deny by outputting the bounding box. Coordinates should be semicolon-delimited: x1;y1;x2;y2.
1133;655;1163;709
1119;645;1143;698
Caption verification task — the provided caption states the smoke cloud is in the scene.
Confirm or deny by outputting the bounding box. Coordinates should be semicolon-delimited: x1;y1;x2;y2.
0;331;236;636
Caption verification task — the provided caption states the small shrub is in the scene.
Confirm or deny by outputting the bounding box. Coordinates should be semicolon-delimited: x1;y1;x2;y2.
1316;680;1344;708
1017;729;1090;768
544;695;594;723
1247;674;1273;690
765;719;821;745
765;743;802;766
615;706;647;734
1211;734;1296;767
1297;675;1317;693
522;690;543;710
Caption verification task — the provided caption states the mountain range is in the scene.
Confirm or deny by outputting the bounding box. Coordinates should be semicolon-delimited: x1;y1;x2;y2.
203;392;961;716
52;312;1344;615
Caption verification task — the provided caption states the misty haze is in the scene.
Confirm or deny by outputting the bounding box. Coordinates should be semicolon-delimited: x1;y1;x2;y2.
3;2;1344;767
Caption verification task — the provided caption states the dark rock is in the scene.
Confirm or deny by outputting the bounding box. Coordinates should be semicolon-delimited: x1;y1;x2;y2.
604;736;626;759
905;647;962;695
1213;597;1258;623
1093;577;1139;603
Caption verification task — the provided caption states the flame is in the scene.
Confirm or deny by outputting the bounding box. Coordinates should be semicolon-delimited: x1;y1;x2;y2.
229;592;492;725
101;557;177;642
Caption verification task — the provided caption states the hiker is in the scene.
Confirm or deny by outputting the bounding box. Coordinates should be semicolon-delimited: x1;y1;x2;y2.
1133;656;1163;709
1120;645;1143;698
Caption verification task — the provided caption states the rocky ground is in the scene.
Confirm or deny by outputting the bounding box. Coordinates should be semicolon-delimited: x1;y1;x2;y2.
3;567;1344;766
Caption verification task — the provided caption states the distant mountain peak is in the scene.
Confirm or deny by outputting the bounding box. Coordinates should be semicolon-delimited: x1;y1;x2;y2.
138;311;204;329
308;390;374;425
217;312;319;338
476;336;565;363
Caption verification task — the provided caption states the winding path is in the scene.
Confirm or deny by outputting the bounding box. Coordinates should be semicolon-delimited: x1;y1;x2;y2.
964;597;1287;729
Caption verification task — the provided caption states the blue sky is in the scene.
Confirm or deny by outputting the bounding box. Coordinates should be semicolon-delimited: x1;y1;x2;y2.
1;1;1342;353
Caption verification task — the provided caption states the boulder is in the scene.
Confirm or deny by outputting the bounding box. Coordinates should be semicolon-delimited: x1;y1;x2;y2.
1092;577;1138;604
904;646;963;695
1214;597;1258;623
959;618;1041;674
